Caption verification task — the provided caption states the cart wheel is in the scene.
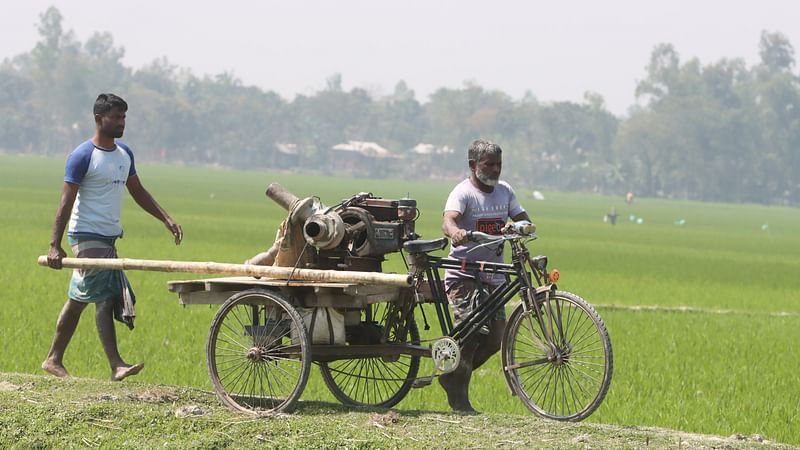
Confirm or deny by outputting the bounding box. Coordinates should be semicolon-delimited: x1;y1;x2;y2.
207;289;311;414
502;290;613;421
319;303;420;408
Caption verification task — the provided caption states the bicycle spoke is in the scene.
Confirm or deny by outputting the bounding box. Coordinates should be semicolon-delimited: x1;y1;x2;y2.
505;292;612;420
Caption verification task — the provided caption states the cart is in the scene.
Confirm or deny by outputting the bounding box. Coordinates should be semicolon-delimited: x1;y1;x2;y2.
168;274;430;414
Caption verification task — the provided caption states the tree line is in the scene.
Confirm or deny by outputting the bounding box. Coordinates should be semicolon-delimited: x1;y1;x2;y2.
1;7;798;206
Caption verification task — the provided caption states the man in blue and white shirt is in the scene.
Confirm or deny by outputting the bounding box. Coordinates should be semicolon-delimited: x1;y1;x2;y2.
43;93;183;381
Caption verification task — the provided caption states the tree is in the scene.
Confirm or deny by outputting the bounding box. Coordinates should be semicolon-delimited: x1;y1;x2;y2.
759;31;795;73
0;66;35;151
2;7;799;205
374;81;425;152
635;43;681;104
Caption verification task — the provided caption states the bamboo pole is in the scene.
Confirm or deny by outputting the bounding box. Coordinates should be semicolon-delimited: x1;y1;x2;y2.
37;256;412;287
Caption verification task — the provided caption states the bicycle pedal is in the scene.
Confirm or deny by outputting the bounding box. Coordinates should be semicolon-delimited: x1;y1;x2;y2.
412;376;434;388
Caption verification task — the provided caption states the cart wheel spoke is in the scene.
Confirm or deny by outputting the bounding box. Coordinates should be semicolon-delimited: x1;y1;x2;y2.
320;302;420;408
207;290;310;414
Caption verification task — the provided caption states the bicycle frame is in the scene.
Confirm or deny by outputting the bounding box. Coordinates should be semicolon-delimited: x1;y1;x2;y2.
414;236;556;347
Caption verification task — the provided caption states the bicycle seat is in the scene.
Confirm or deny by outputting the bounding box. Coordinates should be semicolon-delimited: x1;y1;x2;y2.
403;237;449;254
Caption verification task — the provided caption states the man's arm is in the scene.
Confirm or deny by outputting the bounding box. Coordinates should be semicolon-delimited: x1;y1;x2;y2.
47;182;80;269
442;211;468;246
126;174;183;244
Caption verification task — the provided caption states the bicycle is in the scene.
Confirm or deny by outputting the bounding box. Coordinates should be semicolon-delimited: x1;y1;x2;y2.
403;224;613;421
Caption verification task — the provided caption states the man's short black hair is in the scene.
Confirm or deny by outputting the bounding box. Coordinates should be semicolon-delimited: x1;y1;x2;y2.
468;139;502;162
93;93;128;116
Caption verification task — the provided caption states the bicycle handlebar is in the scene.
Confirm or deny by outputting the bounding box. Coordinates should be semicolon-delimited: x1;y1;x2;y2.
466;221;537;244
510;220;536;235
467;231;504;244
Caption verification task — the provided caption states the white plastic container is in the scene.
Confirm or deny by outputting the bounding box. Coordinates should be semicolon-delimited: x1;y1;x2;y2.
293;307;345;345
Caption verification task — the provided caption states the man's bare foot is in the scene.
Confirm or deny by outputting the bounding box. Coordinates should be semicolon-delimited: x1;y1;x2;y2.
438;373;477;413
111;362;144;381
41;360;70;378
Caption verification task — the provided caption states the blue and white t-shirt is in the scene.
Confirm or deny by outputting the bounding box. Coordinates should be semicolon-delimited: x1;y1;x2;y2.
65;140;137;237
443;179;525;288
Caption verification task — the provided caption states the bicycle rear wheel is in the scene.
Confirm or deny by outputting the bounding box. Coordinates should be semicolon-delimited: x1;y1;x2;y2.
502;290;612;421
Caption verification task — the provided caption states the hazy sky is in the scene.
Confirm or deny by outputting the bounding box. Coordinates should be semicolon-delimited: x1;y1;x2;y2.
1;1;797;115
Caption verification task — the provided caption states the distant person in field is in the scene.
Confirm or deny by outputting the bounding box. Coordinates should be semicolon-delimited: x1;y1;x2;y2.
43;93;183;381
626;191;634;205
605;206;618;225
440;139;531;412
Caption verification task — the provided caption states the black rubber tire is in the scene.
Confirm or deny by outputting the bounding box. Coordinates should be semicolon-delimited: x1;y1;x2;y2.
501;290;613;421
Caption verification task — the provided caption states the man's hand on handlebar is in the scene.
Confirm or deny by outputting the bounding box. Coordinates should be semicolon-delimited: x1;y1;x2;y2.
451;228;469;246
502;220;536;236
452;221;536;247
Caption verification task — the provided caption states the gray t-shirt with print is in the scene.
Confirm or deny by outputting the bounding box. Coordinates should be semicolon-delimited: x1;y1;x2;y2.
443;179;525;288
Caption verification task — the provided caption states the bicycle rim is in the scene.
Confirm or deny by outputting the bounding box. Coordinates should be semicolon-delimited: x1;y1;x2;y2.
502;290;613;421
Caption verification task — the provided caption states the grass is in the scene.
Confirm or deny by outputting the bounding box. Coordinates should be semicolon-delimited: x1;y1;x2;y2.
0;153;798;445
0;372;790;449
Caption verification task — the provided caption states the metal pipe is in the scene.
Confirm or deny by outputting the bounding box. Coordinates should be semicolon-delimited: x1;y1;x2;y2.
265;182;299;211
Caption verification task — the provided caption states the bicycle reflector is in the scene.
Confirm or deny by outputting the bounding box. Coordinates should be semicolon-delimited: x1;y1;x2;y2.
549;269;560;282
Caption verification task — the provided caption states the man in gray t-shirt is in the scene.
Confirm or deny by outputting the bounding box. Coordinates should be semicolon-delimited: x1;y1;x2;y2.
440;139;531;412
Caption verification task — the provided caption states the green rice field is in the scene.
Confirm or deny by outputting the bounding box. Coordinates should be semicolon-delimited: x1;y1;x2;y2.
1;153;798;444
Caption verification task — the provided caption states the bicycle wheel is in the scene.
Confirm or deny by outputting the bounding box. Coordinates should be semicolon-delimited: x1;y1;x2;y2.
502;290;613;421
207;289;311;414
319;303;421;407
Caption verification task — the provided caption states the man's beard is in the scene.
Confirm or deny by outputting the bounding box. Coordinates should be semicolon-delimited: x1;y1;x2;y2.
103;124;124;138
476;168;499;186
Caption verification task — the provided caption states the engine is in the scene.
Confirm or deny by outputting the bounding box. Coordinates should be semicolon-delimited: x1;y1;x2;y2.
253;183;419;273
304;192;419;272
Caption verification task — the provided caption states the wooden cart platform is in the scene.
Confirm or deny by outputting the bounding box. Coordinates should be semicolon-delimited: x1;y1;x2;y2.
167;276;408;308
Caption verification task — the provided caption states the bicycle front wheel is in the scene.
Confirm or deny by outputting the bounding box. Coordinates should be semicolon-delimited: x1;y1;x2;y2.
502;290;612;421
